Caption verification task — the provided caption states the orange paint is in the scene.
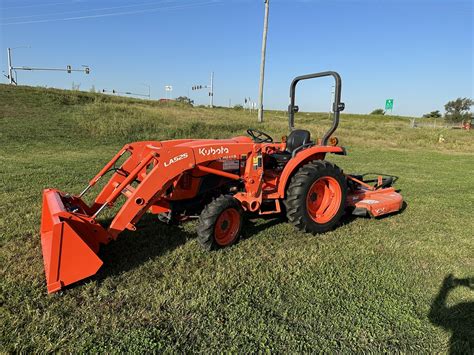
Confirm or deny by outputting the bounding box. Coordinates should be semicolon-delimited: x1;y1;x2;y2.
40;135;402;293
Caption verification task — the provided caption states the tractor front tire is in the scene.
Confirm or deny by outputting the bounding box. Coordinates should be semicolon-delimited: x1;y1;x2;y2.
284;160;347;234
197;195;243;251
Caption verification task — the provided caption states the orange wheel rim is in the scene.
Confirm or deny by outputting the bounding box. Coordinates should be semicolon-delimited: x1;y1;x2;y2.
214;208;241;246
306;176;342;224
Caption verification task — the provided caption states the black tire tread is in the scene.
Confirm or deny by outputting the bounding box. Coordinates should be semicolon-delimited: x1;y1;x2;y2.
196;195;243;251
284;160;347;234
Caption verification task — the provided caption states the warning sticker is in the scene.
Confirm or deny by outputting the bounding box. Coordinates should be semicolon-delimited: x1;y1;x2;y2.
222;160;239;171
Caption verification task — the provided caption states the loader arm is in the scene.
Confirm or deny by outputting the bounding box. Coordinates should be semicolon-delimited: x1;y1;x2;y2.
56;138;262;239
88;140;258;237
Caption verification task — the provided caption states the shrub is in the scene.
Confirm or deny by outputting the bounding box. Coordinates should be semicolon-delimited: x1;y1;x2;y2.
175;96;194;106
423;110;442;118
370;109;385;115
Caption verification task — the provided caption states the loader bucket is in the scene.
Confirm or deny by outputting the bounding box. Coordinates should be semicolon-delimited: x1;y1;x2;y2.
40;189;109;293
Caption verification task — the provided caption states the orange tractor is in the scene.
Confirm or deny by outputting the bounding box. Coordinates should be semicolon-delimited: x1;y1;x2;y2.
40;72;403;293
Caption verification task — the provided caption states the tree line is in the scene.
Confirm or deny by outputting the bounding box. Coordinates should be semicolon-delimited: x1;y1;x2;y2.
370;97;472;123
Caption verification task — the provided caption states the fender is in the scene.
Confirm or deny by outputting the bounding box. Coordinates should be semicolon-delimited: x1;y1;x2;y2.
277;145;345;198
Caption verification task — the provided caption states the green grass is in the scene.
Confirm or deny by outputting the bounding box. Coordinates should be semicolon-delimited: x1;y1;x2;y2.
1;84;473;352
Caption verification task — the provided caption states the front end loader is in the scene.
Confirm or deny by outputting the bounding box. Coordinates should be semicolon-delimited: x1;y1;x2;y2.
40;71;403;293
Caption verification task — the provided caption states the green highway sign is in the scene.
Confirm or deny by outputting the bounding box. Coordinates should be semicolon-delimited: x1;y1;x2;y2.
385;99;394;111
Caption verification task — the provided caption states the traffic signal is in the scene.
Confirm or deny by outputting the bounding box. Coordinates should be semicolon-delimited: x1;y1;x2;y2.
85;67;90;74
67;65;71;74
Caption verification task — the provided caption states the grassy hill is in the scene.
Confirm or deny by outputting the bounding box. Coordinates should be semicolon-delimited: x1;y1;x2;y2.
1;84;473;352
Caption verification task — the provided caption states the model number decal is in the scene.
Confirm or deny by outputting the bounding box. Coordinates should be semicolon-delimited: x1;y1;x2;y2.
163;153;188;167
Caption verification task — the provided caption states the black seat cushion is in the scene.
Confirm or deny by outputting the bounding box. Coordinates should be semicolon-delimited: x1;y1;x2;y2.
286;129;311;153
268;129;311;166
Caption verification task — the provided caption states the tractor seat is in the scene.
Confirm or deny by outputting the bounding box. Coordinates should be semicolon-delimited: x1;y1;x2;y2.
270;129;311;165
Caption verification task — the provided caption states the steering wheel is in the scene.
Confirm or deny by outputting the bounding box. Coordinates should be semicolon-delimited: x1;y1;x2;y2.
247;129;273;143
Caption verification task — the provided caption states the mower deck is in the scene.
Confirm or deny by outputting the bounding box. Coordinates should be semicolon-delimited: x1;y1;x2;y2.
348;187;403;217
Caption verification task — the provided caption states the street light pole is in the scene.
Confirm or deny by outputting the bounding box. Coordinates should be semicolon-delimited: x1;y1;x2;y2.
191;72;215;108
257;0;270;123
5;46;89;85
7;48;14;85
6;46;31;84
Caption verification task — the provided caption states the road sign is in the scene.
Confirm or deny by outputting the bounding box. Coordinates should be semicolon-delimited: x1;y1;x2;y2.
385;99;394;111
164;85;173;101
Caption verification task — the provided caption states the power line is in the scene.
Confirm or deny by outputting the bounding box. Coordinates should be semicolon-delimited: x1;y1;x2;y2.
2;1;223;26
1;1;88;10
2;0;171;21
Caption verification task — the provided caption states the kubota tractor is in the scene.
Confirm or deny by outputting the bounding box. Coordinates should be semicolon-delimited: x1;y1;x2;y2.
40;71;403;293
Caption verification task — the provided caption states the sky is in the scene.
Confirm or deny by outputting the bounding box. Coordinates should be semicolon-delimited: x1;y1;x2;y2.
0;0;473;116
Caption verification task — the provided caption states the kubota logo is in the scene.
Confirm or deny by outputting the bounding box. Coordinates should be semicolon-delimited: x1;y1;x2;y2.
198;146;229;156
163;153;188;167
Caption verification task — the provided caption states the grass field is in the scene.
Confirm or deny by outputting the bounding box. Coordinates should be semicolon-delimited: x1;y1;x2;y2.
1;84;473;353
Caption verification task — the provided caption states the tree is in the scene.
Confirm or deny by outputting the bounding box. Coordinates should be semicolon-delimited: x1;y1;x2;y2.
423;110;442;118
444;97;473;123
370;109;385;115
175;96;194;106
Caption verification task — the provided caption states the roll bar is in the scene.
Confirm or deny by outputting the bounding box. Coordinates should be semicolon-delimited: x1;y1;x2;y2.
288;71;345;146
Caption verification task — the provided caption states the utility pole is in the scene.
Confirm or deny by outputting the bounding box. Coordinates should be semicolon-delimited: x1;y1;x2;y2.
209;71;214;108
257;0;270;123
328;85;335;119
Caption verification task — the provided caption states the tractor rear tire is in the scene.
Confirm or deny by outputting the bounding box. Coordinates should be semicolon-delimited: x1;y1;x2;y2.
197;195;243;251
284;160;347;234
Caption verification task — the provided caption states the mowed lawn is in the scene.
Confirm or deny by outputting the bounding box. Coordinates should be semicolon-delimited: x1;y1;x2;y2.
1;85;473;352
